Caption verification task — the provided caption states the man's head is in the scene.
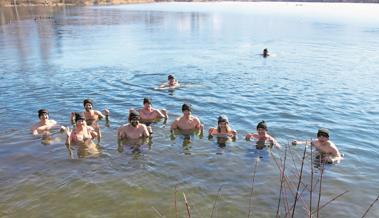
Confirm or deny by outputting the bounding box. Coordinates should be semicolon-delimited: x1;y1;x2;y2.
143;97;152;108
263;48;269;57
256;120;268;136
129;110;140;127
75;112;86;125
83;99;93;112
168;75;176;85
218;115;229;127
317;128;330;142
38;109;49;120
182;103;192;115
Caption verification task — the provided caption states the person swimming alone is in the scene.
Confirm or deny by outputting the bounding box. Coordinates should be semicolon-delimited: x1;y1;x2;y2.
160;74;180;89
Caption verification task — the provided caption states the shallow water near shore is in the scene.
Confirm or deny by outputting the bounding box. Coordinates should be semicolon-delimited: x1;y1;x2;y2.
1;2;379;217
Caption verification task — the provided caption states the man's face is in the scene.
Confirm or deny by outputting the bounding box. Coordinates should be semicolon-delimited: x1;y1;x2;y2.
84;103;92;112
182;110;191;116
317;135;329;143
40;113;49;121
168;78;175;85
257;128;266;136
130;118;139;127
144;103;151;110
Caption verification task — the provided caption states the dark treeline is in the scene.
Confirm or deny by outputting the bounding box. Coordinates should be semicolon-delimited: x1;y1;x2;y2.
1;0;379;7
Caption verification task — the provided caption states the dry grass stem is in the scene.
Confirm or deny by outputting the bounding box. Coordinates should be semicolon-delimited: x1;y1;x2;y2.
210;185;223;218
247;158;259;218
183;192;191;218
361;194;379;218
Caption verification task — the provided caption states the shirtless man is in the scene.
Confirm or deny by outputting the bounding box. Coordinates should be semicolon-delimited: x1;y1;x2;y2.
139;97;168;133
160;75;180;89
292;128;342;163
31;109;63;136
118;110;150;141
245;120;281;149
171;103;203;135
208;115;237;140
71;99;109;142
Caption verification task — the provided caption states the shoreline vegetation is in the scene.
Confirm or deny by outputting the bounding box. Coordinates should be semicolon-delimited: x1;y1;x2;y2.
1;0;379;7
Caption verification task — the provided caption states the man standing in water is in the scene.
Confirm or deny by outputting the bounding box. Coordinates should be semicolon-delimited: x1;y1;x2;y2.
70;99;109;142
118;110;150;140
31;109;63;136
292;128;342;163
139;97;168;134
170;103;203;135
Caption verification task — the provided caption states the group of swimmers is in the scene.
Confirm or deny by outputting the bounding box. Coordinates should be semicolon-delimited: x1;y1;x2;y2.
31;74;342;163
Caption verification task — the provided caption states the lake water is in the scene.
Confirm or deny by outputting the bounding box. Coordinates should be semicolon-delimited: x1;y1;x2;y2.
1;2;379;217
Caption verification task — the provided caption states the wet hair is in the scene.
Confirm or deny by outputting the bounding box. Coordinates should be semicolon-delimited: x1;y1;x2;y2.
256;120;268;130
317;128;330;138
168;75;175;80
38;109;49;118
218;115;229;124
143;97;152;105
182;103;192;112
74;112;85;122
129;109;140;122
83;99;93;107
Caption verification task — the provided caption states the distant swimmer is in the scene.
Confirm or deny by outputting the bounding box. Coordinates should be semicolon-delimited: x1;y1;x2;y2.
139;97;168;134
262;48;270;58
159;74;180;89
208;115;237;140
64;113;100;158
31;109;63;136
245;120;281;149
118;110;150;141
171;103;203;136
292;128;342;164
70;99;109;142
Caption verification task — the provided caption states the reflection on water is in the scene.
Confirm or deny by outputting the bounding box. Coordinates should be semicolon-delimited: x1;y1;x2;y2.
1;2;379;218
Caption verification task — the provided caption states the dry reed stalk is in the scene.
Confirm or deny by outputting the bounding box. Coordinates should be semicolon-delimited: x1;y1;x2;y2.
210;185;223;218
316;160;324;218
311;190;348;215
288;143;311;193
276;144;288;218
291;145;307;218
271;152;309;210
183;192;191;218
174;185;178;218
283;181;290;217
309;142;314;218
284;184;310;218
152;206;164;218
247;158;259;218
361;194;379;218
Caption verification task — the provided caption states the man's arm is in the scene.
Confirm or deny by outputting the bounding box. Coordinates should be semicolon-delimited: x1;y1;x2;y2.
142;125;150;138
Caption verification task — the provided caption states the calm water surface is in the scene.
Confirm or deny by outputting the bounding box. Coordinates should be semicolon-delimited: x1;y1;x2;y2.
1;2;379;217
